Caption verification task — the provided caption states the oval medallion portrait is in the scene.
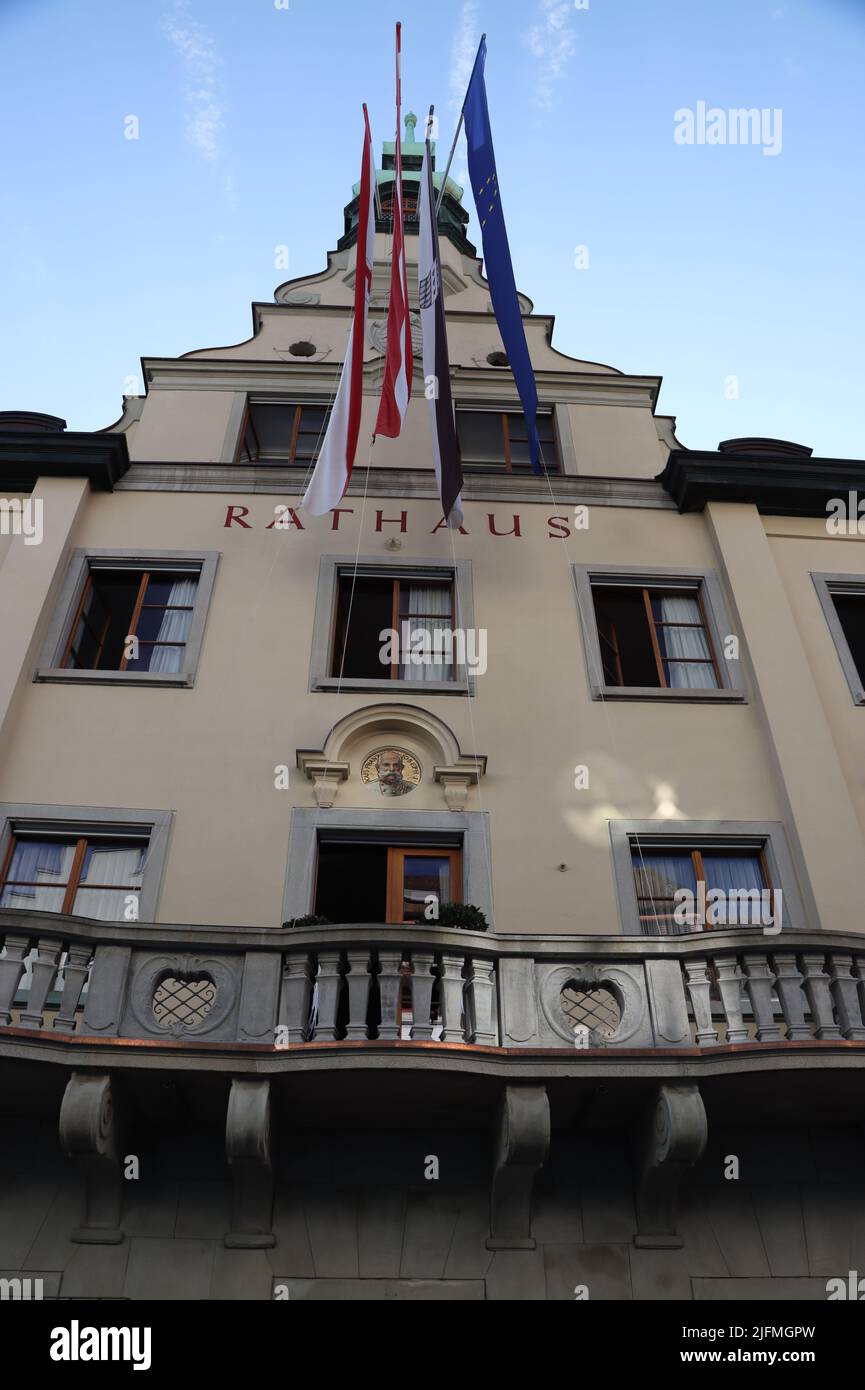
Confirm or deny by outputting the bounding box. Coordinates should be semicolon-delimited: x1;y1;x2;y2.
361;747;422;797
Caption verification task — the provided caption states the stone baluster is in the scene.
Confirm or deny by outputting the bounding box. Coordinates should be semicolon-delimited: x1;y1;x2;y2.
713;955;748;1044
20;937;62;1029
344;951;373;1041
438;953;466;1043
683;958;717;1046
854;957;865;1032
53;945;93;1034
771;953;810;1040
466;957;497;1045
741;953;783;1042
409;953;436;1041
376;951;403;1041
0;933;30;1025
828;953;865;1041
313;952;343;1041
799;952;842;1040
278;952;313;1044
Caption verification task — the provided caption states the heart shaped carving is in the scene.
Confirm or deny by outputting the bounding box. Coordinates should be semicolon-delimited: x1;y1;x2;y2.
152;973;217;1030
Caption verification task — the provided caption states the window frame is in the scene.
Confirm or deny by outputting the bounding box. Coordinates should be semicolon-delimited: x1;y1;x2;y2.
631;844;774;934
455;406;561;475
811;572;865;705
235;398;332;466
386;846;463;924
609;820;806;936
0;830;149;917
572;564;746;702
309;555;476;695
283;808;492;926
36;550;219;688
0;803;173;924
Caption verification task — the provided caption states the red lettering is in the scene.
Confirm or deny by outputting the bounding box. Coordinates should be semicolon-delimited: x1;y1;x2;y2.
266;506;305;531
547;516;570;539
223;505;252;528
430;517;470;535
330;508;355;530
487;513;522;537
375;510;408;533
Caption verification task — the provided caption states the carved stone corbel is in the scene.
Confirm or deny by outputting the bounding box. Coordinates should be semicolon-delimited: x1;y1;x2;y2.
59;1072;124;1244
487;1084;550;1250
225;1077;275;1248
433;755;486;812
634;1083;707;1248
296;751;350;808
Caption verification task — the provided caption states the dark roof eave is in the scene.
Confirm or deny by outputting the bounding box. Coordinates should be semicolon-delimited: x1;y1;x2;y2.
0;431;130;492
659;449;865;517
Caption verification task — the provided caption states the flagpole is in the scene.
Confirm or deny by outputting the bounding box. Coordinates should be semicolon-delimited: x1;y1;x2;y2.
363;102;384;223
435;32;485;213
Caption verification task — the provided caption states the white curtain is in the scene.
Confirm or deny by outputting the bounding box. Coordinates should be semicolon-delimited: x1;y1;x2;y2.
400;584;452;682
632;850;696;936
72;844;146;921
657;595;715;689
0;840;74;913
148;578;197;674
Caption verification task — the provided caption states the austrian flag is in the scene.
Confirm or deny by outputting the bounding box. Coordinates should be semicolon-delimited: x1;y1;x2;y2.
301;106;376;516
373;21;412;439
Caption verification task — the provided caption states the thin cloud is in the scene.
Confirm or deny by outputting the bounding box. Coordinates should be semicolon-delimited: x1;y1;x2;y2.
448;2;481;190
160;1;225;162
524;0;577;109
450;0;481;114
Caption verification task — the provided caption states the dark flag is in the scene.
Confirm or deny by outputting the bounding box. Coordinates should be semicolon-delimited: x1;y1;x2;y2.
462;36;542;474
419;131;463;527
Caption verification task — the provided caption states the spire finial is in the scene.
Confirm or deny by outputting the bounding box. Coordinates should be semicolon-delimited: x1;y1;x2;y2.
404;111;417;142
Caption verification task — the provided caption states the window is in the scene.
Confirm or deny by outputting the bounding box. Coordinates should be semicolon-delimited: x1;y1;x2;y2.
314;842;462;924
0;805;173;923
310;556;476;694
572;566;745;701
283;810;492;927
593;584;719;690
37;551;219;687
331;572;455;681
609;821;805;936
0;833;148;921
631;846;771;936
456;409;560;474
62;569;197;675
238;401;330;465
812;574;865;704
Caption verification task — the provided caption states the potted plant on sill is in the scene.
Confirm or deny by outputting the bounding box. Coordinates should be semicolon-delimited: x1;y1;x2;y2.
435;903;489;932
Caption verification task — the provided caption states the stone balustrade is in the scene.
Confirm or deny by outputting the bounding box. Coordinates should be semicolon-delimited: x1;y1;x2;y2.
2;909;865;1054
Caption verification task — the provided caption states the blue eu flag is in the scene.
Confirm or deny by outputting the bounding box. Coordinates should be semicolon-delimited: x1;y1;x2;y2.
463;37;541;474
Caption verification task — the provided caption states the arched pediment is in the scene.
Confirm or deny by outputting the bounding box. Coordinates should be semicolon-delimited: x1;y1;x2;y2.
297;703;486;812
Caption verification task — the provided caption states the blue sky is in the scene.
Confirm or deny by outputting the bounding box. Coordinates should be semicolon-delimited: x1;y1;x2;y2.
0;0;862;455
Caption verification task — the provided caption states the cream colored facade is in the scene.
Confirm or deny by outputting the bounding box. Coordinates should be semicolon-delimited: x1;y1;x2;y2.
4;127;865;1306
0;149;862;941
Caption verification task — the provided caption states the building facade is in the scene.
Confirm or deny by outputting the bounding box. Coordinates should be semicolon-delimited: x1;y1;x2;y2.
1;119;864;1302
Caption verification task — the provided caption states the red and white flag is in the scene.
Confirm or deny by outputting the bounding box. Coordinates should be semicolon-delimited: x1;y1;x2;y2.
302;106;376;516
373;22;412;439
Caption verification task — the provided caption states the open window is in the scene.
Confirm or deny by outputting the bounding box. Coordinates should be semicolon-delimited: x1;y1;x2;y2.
314;839;462;925
573;565;745;701
310;557;476;694
237;401;330;465
812;574;865;704
37;551;218;687
331;571;456;681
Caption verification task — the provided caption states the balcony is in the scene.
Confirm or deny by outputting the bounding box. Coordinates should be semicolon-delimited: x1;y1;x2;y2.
3;908;865;1075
